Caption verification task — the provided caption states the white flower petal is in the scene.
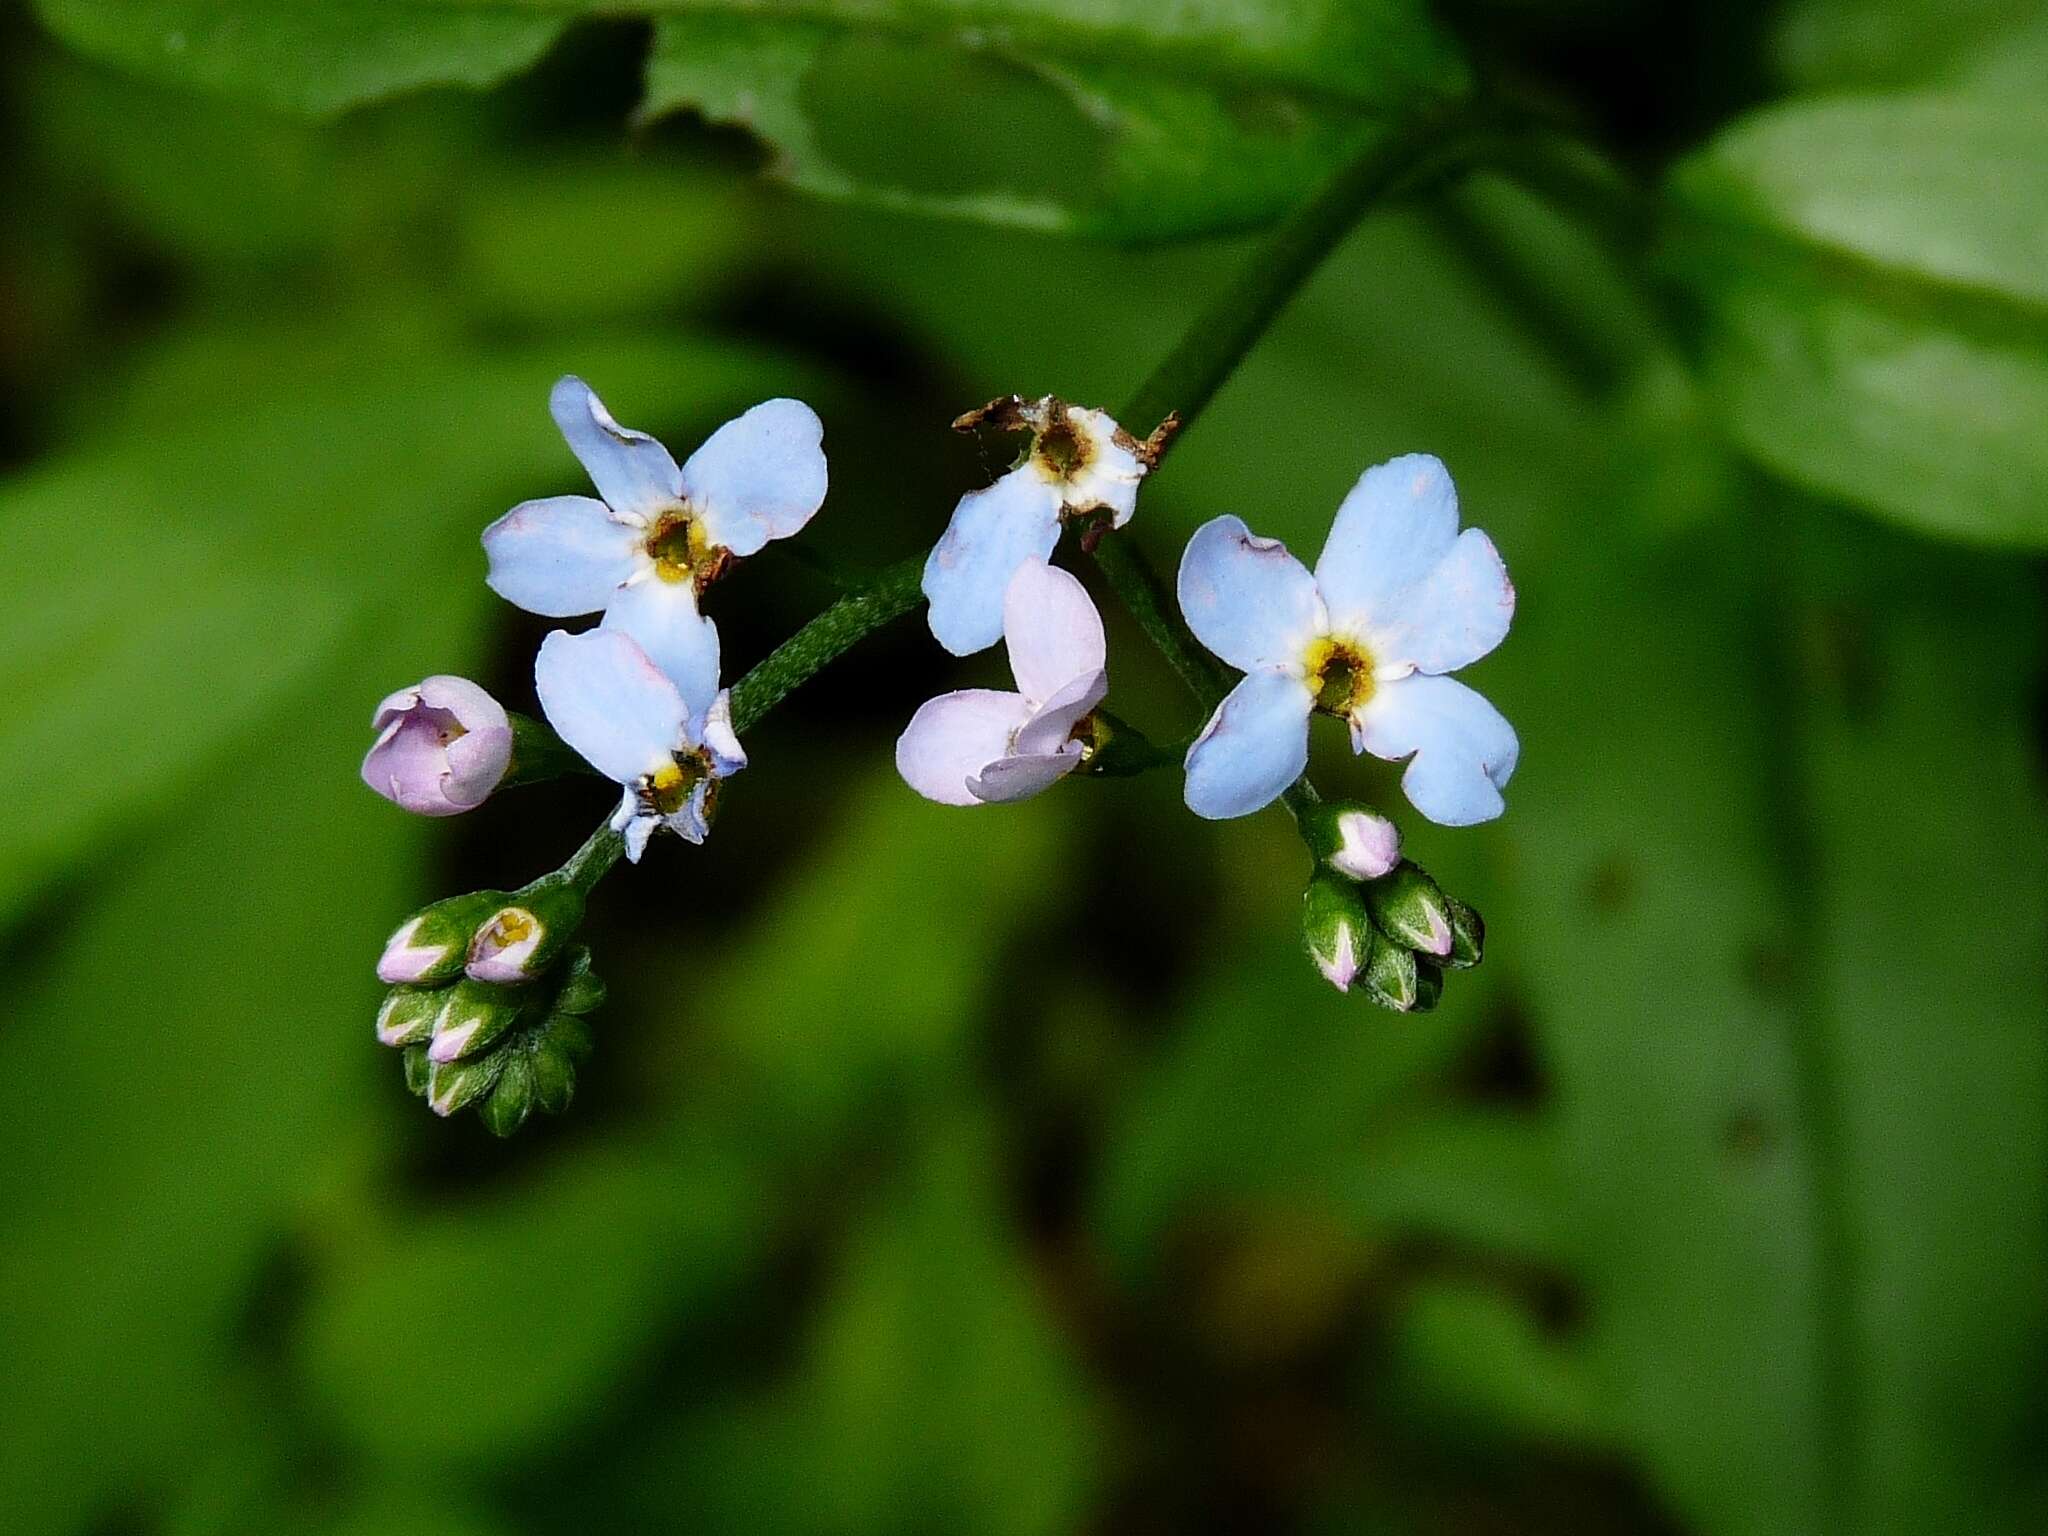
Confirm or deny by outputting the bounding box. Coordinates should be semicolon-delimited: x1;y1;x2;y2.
551;376;683;522
1182;667;1315;821
600;575;722;722
1313;453;1461;633
1002;558;1105;704
895;689;1033;807
681;398;828;558
1061;406;1144;527
1177;515;1325;673
922;468;1064;656
664;782;714;845
970;745;1084;803
1364;527;1515;676
1355;672;1518;826
1013;667;1107;758
481;495;642;617
535;628;686;787
698;689;746;779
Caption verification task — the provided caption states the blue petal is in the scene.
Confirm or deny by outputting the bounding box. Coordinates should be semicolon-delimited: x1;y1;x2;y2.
1177;515;1324;673
1355;672;1517;826
681;398;828;558
600;576;722;722
923;469;1062;656
550;376;683;522
1366;526;1514;675
1182;667;1314;820
534;628;686;786
1313;454;1460;632
481;495;641;617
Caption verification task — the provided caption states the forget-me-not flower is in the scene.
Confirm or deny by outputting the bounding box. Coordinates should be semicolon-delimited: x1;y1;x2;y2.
535;627;745;861
1177;453;1517;826
923;395;1163;657
898;558;1109;805
484;376;826;704
361;675;513;816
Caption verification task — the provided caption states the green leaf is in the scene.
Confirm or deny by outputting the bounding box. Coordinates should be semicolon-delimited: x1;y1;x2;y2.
1494;499;2048;1535
1772;0;2045;90
640;1114;1102;1536
37;0;1467;239
1662;92;2048;547
31;0;567;117
643;4;1461;239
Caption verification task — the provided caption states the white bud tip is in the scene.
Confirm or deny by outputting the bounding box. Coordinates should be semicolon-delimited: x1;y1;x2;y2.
377;918;450;984
428;1017;484;1064
1314;927;1360;992
1421;910;1454;958
1328;811;1400;881
467;908;540;983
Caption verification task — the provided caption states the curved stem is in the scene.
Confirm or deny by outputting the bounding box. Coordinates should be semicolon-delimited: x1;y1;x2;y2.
729;555;924;732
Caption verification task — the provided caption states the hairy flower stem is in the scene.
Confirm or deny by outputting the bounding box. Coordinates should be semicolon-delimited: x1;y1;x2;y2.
539;111;1479;885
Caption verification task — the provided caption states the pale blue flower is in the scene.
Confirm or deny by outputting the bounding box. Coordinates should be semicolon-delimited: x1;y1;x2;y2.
898;559;1108;805
923;395;1151;656
484;376;826;704
1177;454;1517;826
534;627;745;861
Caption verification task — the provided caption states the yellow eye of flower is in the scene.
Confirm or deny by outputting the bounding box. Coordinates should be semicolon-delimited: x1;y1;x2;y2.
1303;635;1377;716
647;510;713;583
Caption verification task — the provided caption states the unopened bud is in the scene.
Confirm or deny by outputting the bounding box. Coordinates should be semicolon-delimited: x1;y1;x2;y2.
1363;862;1455;959
479;1054;535;1138
552;947;605;1016
465;883;584;983
1302;873;1372;993
1362;931;1420;1012
530;1034;578;1114
402;1043;432;1096
1412;958;1444;1012
375;985;443;1047
377;889;512;984
426;1052;504;1117
426;978;529;1064
1303;800;1401;881
362;676;514;817
1444;898;1484;969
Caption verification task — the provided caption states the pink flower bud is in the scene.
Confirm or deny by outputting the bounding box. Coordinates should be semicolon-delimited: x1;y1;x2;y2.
362;676;513;816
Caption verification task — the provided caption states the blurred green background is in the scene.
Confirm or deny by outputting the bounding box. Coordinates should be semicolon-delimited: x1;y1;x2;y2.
3;2;2045;1533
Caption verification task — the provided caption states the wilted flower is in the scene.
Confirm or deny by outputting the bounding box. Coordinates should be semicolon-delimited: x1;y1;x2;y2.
923;395;1163;656
898;558;1108;805
534;627;745;862
482;375;827;702
1178;453;1517;826
361;675;513;816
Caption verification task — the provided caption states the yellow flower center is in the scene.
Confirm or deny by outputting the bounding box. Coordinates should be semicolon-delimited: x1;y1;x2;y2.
1303;635;1377;716
647;509;716;585
644;757;701;815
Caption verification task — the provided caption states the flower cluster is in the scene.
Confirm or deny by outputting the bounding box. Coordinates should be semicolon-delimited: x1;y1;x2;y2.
362;377;1518;1128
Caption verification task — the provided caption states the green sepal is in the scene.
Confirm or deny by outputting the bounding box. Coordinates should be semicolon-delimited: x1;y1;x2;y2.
426;1052;505;1117
1301;871;1371;993
374;985;443;1048
529;1035;578;1115
552;946;605;1015
428;977;532;1063
500;712;600;790
1443;898;1484;970
479;1055;535;1138
1362;931;1421;1013
402;1044;433;1097
1411;958;1444;1013
547;1013;596;1063
1363;861;1455;959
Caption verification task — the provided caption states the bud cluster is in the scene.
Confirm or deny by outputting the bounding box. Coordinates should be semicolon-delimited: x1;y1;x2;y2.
373;880;602;1134
1298;801;1482;1011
